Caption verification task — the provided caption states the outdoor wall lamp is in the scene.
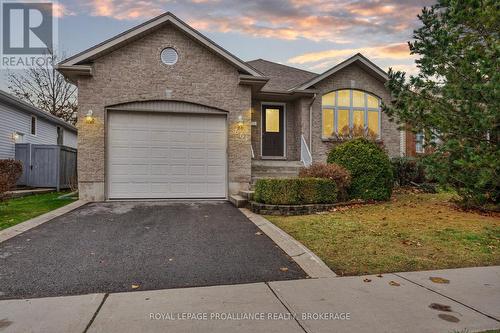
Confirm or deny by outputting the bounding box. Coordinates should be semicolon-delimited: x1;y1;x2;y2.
237;115;244;129
12;132;19;141
85;110;95;124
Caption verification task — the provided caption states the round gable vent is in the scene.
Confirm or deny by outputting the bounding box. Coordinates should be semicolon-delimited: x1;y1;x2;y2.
161;48;178;65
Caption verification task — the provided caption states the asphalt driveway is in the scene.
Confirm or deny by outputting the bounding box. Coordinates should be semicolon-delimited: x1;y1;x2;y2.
0;201;306;299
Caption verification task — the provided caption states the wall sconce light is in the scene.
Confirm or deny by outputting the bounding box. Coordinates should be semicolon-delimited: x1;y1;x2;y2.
85;110;95;124
237;115;244;129
12;132;19;141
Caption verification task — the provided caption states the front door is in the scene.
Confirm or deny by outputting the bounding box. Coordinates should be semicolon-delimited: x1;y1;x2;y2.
261;104;285;157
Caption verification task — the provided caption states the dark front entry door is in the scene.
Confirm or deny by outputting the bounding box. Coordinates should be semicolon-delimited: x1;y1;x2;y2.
262;104;285;157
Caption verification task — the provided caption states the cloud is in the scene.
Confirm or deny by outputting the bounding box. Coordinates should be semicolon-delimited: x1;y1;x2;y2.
83;0;433;44
89;0;164;20
53;3;75;17
289;43;412;64
288;42;418;74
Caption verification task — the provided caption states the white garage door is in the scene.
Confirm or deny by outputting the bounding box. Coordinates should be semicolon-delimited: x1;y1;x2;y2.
107;111;227;199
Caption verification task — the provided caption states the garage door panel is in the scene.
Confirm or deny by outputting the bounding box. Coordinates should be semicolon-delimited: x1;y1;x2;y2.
108;111;227;199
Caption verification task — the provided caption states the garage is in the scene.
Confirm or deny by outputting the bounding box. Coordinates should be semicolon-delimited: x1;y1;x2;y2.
107;110;227;199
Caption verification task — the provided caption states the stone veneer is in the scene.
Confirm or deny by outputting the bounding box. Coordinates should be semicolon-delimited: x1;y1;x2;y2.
75;22;252;200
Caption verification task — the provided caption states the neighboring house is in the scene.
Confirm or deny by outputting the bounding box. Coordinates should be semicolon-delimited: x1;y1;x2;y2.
405;131;423;157
57;12;404;201
0;90;77;160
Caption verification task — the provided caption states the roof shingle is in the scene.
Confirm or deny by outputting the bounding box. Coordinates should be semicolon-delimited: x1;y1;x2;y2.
246;59;318;91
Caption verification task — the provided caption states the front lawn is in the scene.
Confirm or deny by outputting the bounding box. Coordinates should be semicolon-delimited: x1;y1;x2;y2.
267;192;500;276
0;192;76;230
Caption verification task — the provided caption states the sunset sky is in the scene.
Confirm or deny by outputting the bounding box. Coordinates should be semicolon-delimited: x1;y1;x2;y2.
1;0;435;88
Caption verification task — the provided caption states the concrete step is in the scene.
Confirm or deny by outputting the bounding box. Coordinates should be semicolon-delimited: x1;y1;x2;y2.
229;194;248;208
252;162;303;173
238;190;254;201
252;168;300;174
251;160;303;167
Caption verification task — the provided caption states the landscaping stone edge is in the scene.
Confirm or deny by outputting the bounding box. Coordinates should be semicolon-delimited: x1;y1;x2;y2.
249;200;368;216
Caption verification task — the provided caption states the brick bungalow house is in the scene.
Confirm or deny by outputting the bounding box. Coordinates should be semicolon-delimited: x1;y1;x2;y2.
57;12;406;201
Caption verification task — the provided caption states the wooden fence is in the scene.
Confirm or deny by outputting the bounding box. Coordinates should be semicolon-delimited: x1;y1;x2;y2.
15;143;77;191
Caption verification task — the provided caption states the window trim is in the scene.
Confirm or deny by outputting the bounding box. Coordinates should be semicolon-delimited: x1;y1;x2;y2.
321;89;381;139
260;101;287;159
57;126;64;145
31;115;37;136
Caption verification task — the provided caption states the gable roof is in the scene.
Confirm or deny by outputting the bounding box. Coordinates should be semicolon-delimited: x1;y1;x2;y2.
0;90;77;132
246;59;318;91
57;12;263;77
292;53;388;90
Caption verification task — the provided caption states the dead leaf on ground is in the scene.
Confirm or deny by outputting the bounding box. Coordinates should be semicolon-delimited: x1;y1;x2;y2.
430;277;450;284
389;281;400;286
438;314;460;323
363;278;372;283
279;267;289;272
131;284;140;289
376;274;383;278
255;231;263;235
429;303;452;312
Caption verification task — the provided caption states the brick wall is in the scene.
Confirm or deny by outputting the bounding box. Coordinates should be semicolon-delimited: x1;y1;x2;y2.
76;22;252;200
309;63;401;162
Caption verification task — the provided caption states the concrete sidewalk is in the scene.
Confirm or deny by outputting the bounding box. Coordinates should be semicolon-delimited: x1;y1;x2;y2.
1;266;499;333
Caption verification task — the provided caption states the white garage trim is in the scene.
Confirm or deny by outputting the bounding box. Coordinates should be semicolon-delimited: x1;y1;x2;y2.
106;109;228;200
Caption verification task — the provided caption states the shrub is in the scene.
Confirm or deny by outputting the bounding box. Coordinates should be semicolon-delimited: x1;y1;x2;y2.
0;174;9;202
254;178;338;205
299;163;351;200
0;159;23;202
327;138;393;201
391;157;426;186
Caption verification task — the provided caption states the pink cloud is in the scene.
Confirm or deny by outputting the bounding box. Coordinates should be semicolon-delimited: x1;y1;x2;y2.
90;0;163;20
53;3;75;17
83;0;429;44
288;43;412;64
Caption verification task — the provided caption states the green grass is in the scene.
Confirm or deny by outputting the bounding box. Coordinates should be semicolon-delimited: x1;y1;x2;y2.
267;192;500;276
0;192;76;230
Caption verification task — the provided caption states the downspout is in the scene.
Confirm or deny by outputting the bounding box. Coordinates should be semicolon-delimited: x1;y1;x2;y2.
308;93;317;154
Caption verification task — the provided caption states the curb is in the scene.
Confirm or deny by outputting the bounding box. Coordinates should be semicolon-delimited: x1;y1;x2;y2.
239;208;336;279
0;200;88;243
6;188;56;199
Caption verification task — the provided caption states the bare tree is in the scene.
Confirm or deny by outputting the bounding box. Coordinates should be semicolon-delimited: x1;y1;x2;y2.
7;53;77;124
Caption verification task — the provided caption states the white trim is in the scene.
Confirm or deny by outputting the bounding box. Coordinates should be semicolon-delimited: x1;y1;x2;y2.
400;130;406;157
58;12;262;77
260;102;286;160
294;54;388;91
105;108;228;200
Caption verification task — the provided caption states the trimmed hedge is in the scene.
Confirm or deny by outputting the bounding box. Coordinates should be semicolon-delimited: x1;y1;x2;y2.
253;178;338;205
327;138;393;201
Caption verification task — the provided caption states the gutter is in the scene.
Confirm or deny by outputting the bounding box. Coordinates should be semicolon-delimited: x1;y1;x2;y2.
0;90;77;132
308;93;317;152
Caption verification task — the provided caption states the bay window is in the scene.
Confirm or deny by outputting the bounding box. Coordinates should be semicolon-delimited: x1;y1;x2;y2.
321;89;381;138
